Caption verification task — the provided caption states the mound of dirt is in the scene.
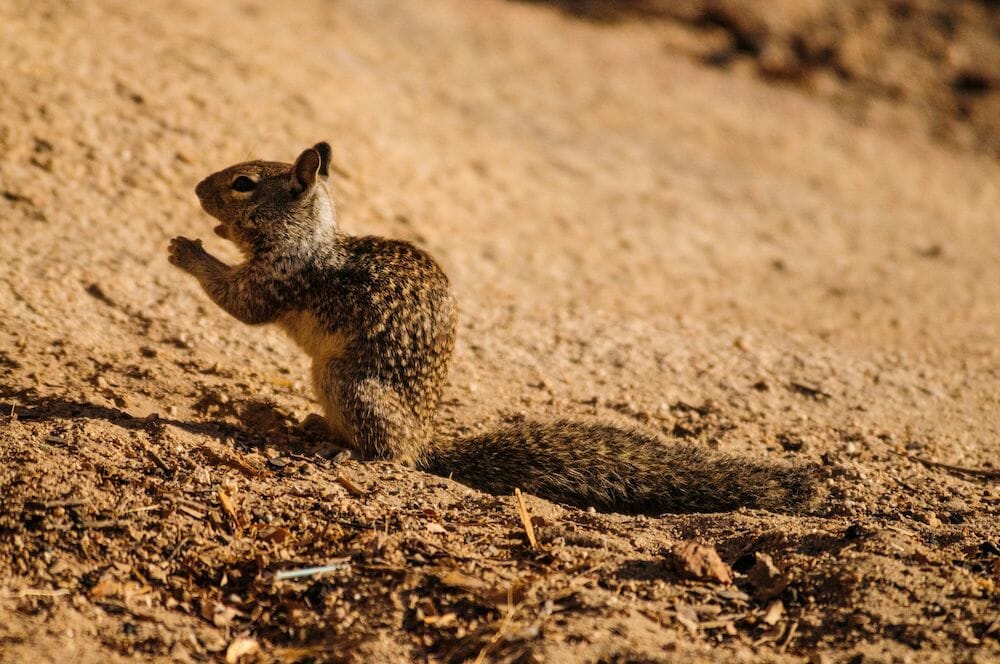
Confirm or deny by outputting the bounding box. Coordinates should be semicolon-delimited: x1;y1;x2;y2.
1;0;998;662
527;0;1000;157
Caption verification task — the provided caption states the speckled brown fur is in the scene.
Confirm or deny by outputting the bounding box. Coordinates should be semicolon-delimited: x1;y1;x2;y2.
169;143;820;515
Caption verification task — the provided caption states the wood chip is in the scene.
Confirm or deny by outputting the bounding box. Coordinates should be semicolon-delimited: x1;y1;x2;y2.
198;444;264;478
674;603;700;633
700;617;742;629
438;570;488;593
217;488;244;532
669;541;734;584
762;599;784;626
176;504;206;520
225;636;260;663
747;553;790;601
336;474;365;497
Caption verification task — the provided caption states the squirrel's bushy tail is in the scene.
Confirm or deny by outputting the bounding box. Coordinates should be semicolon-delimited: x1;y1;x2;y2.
420;420;820;515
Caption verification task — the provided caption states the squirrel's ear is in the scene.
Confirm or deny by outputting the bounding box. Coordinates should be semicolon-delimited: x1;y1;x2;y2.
291;147;321;194
313;142;332;177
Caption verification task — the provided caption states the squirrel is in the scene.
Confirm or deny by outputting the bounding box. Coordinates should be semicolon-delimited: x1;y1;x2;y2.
168;142;820;515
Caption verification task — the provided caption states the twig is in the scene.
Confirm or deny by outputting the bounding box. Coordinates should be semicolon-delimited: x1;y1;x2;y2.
902;453;1000;481
473;586;520;664
888;474;917;493
29;498;84;509
513;488;538;550
144;446;173;473
778;619;799;653
166;536;190;561
122;505;160;515
80;519;129;530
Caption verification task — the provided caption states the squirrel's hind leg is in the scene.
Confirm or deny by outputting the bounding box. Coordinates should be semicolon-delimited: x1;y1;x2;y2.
327;375;429;466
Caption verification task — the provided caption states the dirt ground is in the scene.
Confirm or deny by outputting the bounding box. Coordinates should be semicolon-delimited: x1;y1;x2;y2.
1;0;998;662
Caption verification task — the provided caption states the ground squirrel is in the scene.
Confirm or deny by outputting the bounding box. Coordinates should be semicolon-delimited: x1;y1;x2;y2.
168;143;819;514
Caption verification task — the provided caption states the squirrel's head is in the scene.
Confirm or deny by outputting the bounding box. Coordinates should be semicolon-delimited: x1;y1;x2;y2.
195;142;337;255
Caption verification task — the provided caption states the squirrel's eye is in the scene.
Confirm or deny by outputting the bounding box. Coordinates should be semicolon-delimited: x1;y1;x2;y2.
231;176;256;192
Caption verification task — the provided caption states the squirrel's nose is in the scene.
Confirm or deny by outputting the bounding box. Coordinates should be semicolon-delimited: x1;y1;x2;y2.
194;178;210;199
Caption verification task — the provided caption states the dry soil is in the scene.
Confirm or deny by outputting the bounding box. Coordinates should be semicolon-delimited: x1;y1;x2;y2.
1;1;998;662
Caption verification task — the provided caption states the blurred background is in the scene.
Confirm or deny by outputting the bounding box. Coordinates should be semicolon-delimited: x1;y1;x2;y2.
527;0;1000;157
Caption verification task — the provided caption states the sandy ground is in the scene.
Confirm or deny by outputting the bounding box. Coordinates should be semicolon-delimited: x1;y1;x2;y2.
1;0;998;662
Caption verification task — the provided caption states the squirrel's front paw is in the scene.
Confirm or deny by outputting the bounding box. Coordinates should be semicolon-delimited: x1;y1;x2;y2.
168;236;208;271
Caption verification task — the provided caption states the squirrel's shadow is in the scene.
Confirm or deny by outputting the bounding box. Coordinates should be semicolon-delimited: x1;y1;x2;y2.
0;386;330;457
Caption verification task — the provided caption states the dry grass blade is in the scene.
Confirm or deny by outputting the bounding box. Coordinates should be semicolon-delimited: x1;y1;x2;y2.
3;588;71;599
903;454;1000;481
513;488;537;550
274;560;351;581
